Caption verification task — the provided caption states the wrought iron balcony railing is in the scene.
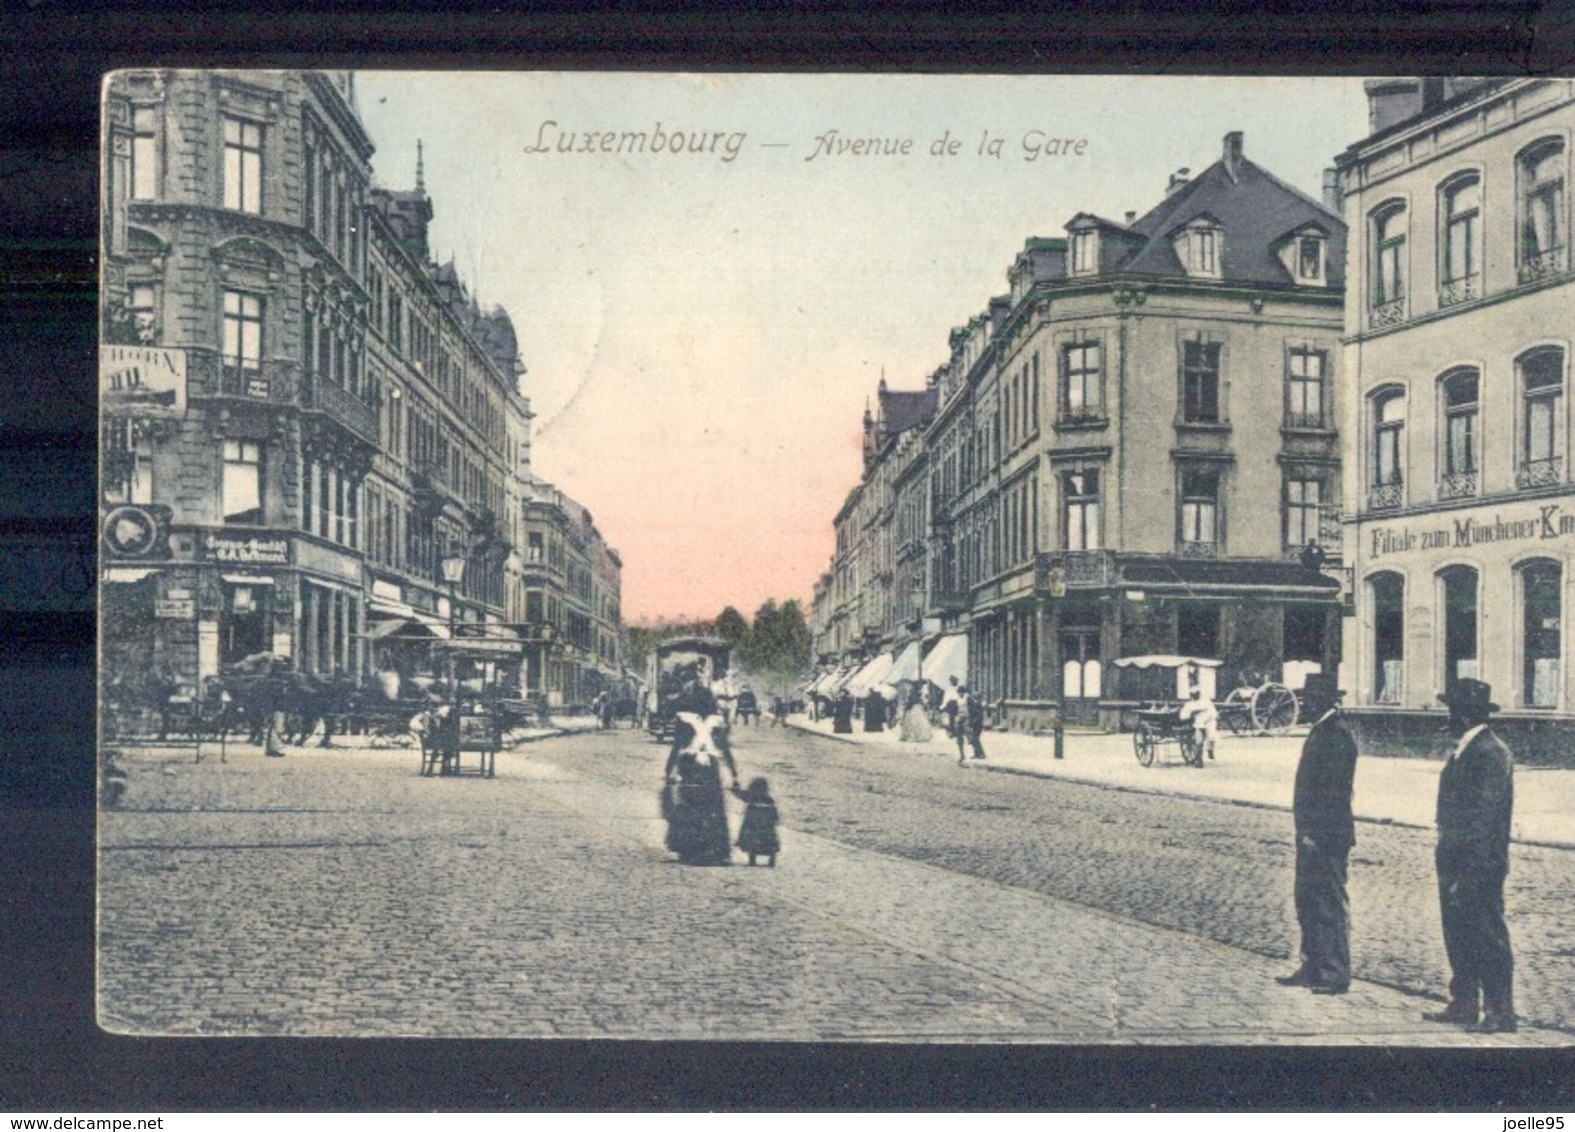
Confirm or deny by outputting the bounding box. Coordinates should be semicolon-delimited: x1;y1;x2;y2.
1368;480;1404;511
1177;539;1218;559
302;377;379;447
1438;470;1479;500
188;349;297;403
1518;457;1564;489
1370;297;1406;329
1437;275;1481;308
1519;247;1566;284
1283;410;1329;430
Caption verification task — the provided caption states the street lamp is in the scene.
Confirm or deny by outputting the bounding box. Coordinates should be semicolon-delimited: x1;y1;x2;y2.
440;546;467;704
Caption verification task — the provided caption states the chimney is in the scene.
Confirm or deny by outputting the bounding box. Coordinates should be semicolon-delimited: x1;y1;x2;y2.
1321;167;1341;214
1223;131;1243;182
1165;168;1191;196
1364;78;1423;134
1124;210;1137;226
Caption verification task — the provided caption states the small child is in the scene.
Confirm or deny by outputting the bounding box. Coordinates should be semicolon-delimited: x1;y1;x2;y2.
731;776;781;867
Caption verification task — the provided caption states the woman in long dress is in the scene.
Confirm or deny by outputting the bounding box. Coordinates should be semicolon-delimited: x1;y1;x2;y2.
899;682;933;742
661;684;738;865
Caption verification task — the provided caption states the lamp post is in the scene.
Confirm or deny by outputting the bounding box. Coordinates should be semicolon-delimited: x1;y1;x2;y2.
440;546;467;706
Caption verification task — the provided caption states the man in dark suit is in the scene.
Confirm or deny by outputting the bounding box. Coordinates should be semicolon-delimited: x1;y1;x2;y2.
1423;678;1517;1033
1276;674;1357;995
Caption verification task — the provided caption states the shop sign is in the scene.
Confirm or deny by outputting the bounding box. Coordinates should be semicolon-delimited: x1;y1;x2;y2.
1369;502;1575;561
99;345;186;417
202;532;290;565
155;598;195;619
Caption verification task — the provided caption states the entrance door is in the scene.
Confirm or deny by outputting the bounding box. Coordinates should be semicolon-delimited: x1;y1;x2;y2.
1061;631;1102;725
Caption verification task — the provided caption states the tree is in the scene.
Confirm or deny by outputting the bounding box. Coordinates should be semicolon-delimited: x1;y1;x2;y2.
714;605;749;648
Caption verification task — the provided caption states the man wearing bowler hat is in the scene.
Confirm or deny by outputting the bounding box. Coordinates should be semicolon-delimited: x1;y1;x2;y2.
1276;673;1358;995
1424;678;1517;1033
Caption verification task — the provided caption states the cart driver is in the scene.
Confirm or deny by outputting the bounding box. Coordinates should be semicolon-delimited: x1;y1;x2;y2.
1178;685;1218;765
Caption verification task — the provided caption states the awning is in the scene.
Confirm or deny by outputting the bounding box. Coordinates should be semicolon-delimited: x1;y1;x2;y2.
922;632;969;686
102;566;161;583
845;652;895;698
221;573;275;585
827;665;859;694
888;640;922;684
1110;655;1223;670
806;670;837;695
363;617;439;641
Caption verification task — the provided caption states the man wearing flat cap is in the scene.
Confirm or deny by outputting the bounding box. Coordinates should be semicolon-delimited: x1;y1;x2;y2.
1277;673;1357;995
1424;678;1517;1033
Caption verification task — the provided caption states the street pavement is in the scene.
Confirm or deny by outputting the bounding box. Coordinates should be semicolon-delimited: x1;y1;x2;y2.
786;713;1575;848
95;720;1574;1045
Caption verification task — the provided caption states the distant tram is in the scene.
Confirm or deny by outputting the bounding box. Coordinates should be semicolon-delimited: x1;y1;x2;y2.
646;635;732;742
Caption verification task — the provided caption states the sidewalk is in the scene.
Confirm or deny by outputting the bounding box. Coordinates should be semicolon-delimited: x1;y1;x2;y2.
785;714;1575;849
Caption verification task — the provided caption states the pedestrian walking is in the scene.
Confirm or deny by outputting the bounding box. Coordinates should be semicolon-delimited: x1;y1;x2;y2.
955;685;986;764
731;776;781;867
1276;674;1357;996
899;682;933;743
863;686;886;732
1423;678;1517;1033
941;676;961;738
832;688;855;734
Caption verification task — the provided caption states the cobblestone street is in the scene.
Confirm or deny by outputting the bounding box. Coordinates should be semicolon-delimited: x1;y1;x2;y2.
97;724;1575;1044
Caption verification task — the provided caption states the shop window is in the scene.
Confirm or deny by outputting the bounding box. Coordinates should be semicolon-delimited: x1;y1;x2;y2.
1180;340;1221;423
222;439;263;524
1371;572;1405;704
1440;565;1479;694
1518;139;1565;281
1520;348;1565;487
1522;559;1562;708
221;582;269;665
222;115;263;214
1176;603;1220;659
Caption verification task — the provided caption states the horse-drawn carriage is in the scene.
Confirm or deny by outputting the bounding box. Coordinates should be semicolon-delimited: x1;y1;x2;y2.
646;635;733;743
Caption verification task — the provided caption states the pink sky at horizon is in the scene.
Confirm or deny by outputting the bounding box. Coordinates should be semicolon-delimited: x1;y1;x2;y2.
355;73;1370;621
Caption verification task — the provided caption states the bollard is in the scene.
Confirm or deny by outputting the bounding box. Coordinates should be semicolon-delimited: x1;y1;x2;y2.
1054;717;1065;759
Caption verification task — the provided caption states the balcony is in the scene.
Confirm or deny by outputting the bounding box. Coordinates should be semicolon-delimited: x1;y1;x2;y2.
1438;470;1478;501
1370;297;1406;329
1518;457;1564;489
302;377;379;448
188;349;296;403
1519;247;1566;285
929;591;970;614
1036;550;1114;592
1368;480;1404;511
1437;275;1480;308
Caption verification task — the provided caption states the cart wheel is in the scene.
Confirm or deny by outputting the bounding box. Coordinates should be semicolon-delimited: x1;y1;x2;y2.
1133;723;1156;767
1181;730;1204;767
1252;683;1300;735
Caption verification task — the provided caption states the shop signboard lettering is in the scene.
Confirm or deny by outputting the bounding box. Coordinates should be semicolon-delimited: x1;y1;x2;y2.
155;597;195;619
202;532;290;565
1370;503;1575;560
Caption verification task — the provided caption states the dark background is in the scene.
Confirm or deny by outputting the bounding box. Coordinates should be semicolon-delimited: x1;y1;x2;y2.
3;0;1574;1111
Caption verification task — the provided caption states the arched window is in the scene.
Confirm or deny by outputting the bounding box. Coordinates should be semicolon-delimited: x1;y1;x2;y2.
1372;202;1408;323
1518;139;1566;281
1439;565;1479;695
1439;173;1481;304
1439;368;1480;498
1369;387;1406;509
1521;559;1563;708
1371;572;1405;704
1519;347;1566;487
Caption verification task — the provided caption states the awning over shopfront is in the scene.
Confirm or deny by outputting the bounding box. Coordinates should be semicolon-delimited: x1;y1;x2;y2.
888;640;922;684
845;651;895;698
1120;559;1340;596
363;617;439;640
922;632;969;686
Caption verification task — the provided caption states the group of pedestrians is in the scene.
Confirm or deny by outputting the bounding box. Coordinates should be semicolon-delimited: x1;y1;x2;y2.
1280;675;1519;1034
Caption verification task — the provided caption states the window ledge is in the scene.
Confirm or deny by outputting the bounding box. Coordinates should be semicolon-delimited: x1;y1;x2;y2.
1174;420;1232;433
1054;415;1109;433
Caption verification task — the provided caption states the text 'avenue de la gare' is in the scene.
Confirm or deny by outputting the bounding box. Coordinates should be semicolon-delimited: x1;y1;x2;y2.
521;121;1090;164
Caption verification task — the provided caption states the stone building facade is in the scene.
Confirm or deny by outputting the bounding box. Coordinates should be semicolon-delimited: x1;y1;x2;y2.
1336;77;1575;759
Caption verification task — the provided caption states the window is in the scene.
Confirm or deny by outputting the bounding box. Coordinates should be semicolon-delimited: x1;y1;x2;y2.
1439;174;1481;292
130;105;158;200
1373;203;1407;310
127;283;157;344
1371;572;1405;704
1521;348;1565;485
222;116;263;214
1440;565;1479;694
1286;347;1326;428
1181;340;1221;423
1178;226;1220;276
1061;341;1102;421
1519;139;1565;279
1371;388;1406;507
222;439;263;524
1070;229;1097;275
1440;369;1479;494
1297;234;1324;282
222;290;263;377
1285;476;1323;548
1178;468;1219;554
527;532;544;563
1522;560;1562;708
1064;470;1099;551
103;420;154;505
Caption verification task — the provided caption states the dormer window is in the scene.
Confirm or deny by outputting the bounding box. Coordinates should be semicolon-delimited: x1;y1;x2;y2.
1070;228;1098;276
1173;218;1223;278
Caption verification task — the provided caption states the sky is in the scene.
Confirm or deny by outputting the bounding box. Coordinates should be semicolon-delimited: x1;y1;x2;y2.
354;73;1371;623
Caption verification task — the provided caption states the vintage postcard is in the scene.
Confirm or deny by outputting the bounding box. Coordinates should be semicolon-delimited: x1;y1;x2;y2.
96;71;1574;1044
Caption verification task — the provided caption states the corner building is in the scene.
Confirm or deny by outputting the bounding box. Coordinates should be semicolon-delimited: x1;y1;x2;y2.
1336;78;1575;758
